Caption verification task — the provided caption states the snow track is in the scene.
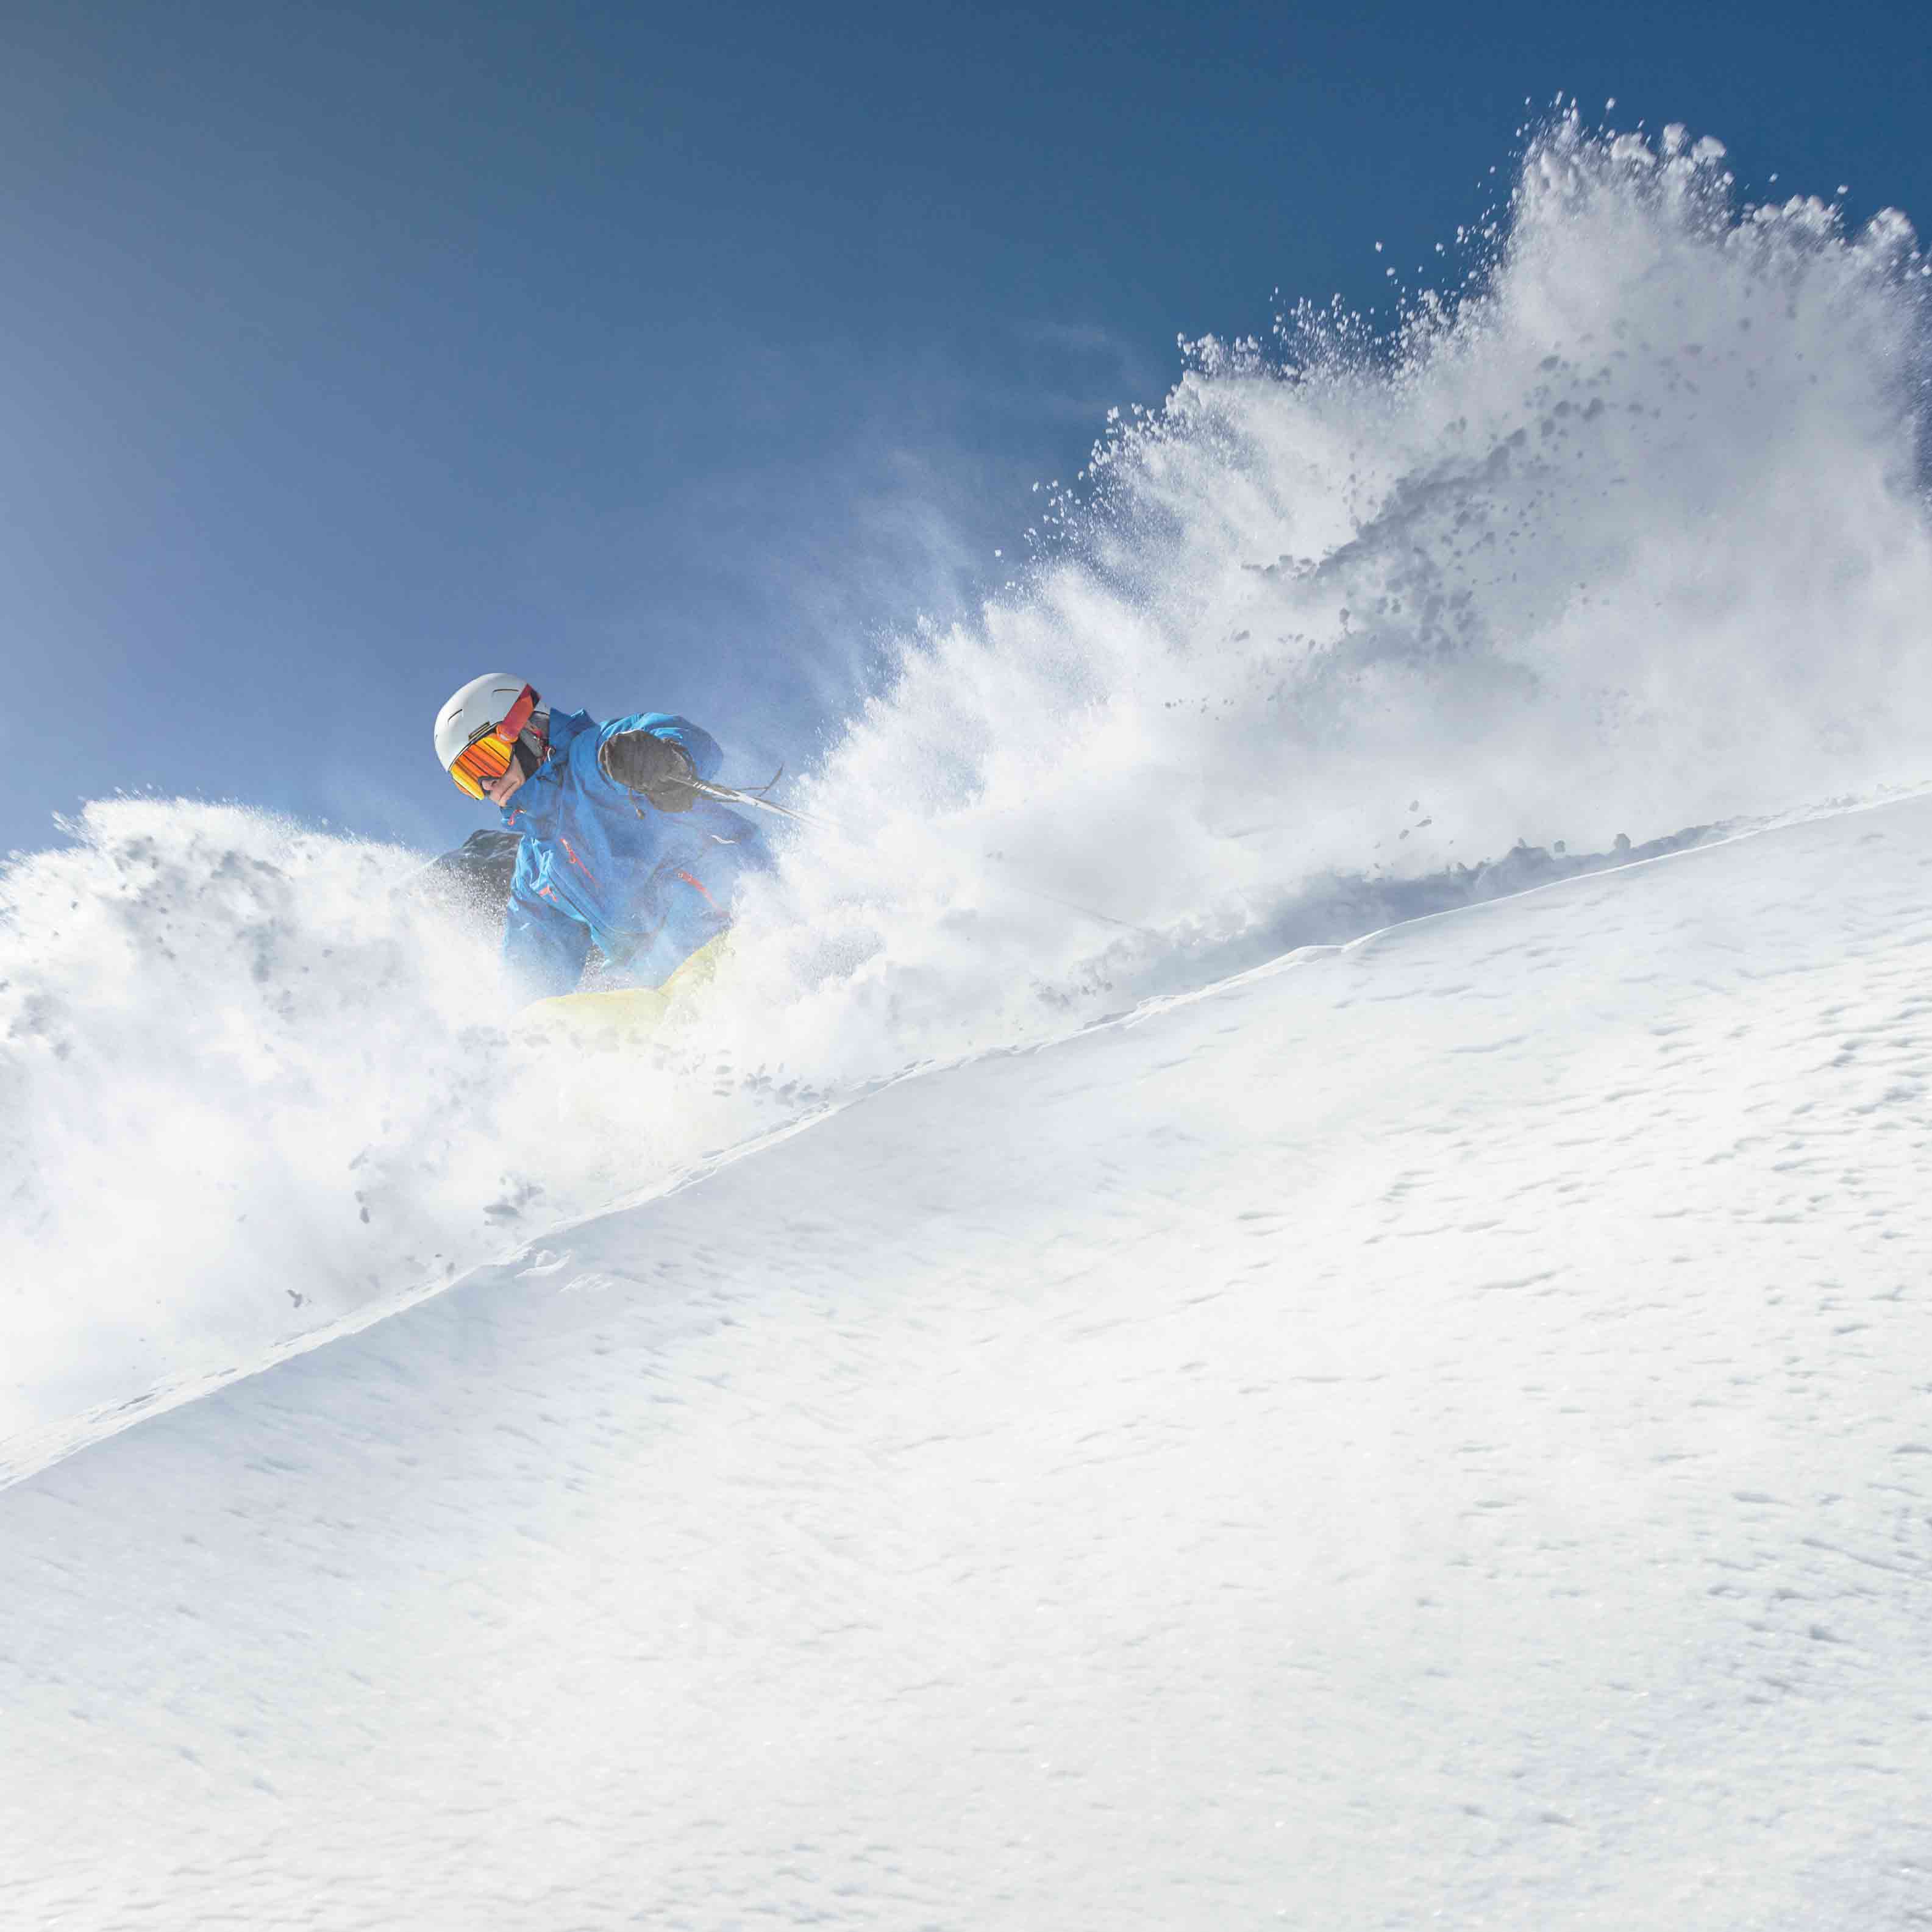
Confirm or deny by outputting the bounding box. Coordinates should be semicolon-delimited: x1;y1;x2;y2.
7;799;1932;1928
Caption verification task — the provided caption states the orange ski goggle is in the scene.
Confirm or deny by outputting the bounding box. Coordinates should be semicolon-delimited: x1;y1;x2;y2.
449;685;540;799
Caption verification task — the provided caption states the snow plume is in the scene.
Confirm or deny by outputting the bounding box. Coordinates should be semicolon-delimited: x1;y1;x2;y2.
725;113;1932;1061
0;802;822;1455
6;116;1932;1462
0;803;518;1441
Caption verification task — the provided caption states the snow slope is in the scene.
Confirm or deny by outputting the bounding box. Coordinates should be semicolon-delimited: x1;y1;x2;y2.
7;797;1932;1930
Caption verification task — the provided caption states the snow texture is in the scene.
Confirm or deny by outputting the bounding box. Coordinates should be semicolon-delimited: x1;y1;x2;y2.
6;798;1932;1928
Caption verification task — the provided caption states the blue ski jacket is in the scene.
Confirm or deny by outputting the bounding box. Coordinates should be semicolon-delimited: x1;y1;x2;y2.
496;708;771;1005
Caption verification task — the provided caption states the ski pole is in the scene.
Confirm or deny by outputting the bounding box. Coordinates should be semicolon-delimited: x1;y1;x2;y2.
684;775;831;831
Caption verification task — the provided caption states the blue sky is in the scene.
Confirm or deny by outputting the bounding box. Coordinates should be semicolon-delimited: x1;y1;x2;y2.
3;0;1928;859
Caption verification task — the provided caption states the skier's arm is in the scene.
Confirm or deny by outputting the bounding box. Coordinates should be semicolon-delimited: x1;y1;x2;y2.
502;869;594;1007
596;714;724;812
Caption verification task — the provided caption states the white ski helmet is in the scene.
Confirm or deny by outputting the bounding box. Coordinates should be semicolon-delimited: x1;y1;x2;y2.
434;674;550;793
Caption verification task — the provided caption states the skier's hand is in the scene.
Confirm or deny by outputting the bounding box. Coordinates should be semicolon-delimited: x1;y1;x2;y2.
600;731;698;811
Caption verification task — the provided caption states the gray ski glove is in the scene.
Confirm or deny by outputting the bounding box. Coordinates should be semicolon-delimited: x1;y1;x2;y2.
599;731;699;811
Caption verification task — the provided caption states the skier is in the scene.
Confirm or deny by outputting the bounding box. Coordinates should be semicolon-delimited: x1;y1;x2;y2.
433;674;771;1008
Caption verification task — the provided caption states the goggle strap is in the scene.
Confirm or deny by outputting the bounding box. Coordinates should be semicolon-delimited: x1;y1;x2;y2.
497;684;538;744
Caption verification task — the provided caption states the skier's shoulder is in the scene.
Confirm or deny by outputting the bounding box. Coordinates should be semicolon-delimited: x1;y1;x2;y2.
597;709;699;744
556;708;685;769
